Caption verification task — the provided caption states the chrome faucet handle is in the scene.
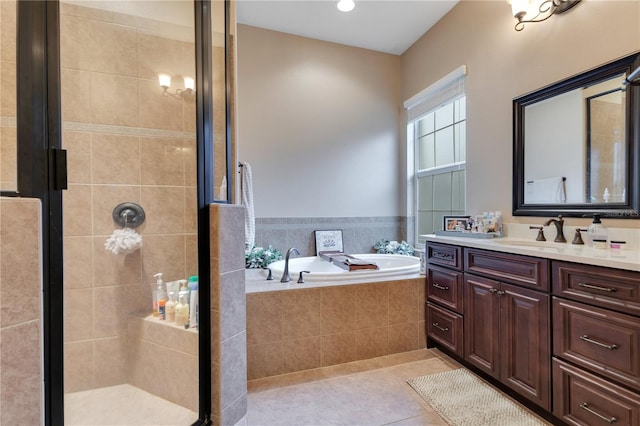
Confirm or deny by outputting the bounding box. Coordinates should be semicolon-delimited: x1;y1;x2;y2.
529;225;546;241
297;271;310;284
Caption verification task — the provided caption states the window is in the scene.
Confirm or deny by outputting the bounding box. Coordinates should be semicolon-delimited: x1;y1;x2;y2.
405;67;466;245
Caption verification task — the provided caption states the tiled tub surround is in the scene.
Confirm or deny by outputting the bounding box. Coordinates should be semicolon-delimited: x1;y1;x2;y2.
0;197;43;425
254;216;407;257
246;270;425;380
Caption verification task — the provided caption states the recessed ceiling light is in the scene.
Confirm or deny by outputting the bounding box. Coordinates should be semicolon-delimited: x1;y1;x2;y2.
337;0;355;12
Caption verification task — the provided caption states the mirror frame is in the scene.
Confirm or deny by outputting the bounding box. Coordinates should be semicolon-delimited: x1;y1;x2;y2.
513;52;640;218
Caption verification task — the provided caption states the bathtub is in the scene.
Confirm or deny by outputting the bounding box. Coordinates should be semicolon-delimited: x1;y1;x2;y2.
267;253;420;282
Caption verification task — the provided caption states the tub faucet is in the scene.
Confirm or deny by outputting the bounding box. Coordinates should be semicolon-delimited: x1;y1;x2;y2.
543;215;566;243
281;247;300;283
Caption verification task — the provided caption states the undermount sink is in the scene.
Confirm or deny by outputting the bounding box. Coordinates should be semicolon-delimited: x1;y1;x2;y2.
493;239;567;248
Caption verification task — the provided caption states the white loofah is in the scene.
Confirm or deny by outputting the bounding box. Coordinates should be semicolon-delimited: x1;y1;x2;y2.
104;227;143;255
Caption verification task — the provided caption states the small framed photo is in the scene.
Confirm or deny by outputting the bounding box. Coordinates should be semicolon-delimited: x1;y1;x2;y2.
314;229;343;254
443;216;470;231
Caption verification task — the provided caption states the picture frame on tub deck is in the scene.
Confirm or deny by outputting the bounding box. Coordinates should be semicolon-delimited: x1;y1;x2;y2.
314;229;344;255
443;216;470;231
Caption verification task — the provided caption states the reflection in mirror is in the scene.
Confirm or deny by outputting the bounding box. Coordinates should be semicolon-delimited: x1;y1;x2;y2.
0;1;17;192
586;85;625;203
523;74;626;205
513;51;640;218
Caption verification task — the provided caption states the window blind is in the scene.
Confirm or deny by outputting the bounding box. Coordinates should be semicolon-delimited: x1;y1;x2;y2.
404;65;467;123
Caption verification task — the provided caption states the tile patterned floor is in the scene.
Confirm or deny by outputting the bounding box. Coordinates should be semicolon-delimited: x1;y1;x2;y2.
247;349;462;426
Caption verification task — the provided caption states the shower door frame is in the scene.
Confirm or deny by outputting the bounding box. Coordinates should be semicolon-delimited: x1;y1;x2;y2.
15;1;226;424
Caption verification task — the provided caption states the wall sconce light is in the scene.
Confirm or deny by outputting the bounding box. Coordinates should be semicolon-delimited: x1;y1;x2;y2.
158;73;195;99
509;0;581;31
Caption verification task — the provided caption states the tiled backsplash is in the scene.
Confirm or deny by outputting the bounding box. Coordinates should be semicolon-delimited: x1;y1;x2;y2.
254;216;407;257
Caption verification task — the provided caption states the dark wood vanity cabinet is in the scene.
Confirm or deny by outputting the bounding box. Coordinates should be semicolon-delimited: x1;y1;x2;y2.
425;243;464;356
552;261;640;425
464;262;550;410
426;243;551;410
425;241;640;423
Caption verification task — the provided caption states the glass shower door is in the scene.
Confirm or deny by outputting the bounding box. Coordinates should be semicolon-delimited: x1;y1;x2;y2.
60;2;199;424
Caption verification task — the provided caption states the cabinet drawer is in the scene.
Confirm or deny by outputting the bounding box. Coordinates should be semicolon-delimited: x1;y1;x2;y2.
464;248;549;291
426;242;462;270
426;302;463;356
426;265;463;314
553;358;640;426
553;261;640;316
553;297;640;391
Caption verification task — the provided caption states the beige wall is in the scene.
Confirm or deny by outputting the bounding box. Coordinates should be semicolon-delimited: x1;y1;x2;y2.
401;0;640;228
0;197;43;425
237;25;403;218
60;2;199;393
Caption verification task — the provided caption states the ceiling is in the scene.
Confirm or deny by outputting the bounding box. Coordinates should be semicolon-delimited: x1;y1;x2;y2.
236;0;459;55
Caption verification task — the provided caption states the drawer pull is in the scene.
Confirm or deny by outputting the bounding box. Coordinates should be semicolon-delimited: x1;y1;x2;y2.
432;251;453;260
432;322;449;332
432;283;449;291
579;335;619;350
578;282;617;293
579;403;617;424
489;288;498;294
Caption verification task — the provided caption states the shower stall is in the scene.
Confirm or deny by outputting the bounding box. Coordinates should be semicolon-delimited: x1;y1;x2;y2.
1;0;236;424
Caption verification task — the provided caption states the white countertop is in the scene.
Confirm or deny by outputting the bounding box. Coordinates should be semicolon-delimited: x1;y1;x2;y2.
423;234;640;272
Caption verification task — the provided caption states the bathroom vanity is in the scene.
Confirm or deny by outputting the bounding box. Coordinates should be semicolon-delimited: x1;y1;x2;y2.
425;236;640;425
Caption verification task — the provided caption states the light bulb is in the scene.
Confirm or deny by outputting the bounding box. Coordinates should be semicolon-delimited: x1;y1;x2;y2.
184;77;195;91
510;0;529;18
337;0;355;13
158;73;171;89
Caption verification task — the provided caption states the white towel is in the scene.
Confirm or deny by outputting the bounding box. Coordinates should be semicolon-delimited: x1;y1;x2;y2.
241;162;255;249
525;177;566;203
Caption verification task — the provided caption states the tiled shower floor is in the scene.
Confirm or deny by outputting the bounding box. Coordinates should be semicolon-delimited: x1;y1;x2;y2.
65;384;197;425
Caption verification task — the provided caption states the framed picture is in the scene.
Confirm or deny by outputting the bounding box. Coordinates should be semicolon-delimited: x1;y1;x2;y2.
314;229;343;254
443;216;470;231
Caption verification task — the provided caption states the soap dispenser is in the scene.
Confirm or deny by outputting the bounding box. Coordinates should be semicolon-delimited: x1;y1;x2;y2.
587;214;608;248
152;272;164;317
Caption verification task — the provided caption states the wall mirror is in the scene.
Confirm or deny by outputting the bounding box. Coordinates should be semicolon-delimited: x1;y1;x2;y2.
513;52;640;218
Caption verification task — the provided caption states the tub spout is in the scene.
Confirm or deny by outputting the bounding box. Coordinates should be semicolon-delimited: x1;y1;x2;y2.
281;247;300;283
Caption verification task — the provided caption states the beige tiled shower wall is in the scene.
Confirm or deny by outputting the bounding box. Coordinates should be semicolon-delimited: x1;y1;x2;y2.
59;3;210;394
246;278;426;380
0;1;18;191
0;197;43;425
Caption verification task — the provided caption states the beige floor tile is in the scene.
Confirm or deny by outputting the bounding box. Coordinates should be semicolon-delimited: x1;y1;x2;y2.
65;384;197;425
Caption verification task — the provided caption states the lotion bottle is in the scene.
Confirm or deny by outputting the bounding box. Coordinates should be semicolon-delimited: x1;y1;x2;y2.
152;272;164;317
165;291;176;322
175;292;190;327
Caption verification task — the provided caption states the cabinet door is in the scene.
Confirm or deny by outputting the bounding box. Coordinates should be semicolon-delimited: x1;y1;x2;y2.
500;283;551;410
464;274;500;377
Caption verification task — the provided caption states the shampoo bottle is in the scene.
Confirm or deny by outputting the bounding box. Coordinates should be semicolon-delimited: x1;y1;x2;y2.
152;272;164;317
175;291;190;327
188;276;198;329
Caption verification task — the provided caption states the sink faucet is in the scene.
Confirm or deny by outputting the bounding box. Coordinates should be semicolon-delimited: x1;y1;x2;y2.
281;247;300;283
543;215;566;243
